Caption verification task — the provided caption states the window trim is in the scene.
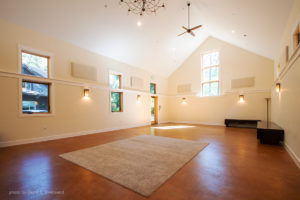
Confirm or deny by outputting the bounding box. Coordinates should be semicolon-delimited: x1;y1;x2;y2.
110;91;123;113
19;79;55;117
21;80;51;114
109;74;122;89
201;51;221;97
291;20;300;53
18;45;54;117
150;83;156;94
108;70;123;89
18;45;53;79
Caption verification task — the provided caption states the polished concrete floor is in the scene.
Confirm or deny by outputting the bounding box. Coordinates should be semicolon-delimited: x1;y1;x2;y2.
0;123;300;200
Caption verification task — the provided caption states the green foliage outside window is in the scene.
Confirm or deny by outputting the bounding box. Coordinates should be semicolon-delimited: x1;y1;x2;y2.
111;92;122;112
150;83;156;94
151;97;155;121
110;74;120;89
22;52;48;78
22;81;49;113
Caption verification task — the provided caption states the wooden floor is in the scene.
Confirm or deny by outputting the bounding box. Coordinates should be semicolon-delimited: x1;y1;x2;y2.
1;123;300;200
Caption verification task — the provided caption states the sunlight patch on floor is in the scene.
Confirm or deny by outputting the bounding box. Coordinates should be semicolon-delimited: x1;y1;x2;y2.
151;125;195;130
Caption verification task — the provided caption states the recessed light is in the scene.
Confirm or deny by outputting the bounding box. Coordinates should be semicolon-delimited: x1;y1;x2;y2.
232;30;236;33
137;20;142;27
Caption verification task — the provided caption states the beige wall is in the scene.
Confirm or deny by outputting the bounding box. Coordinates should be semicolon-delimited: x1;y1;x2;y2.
168;37;274;124
168;37;274;95
168;92;271;125
271;0;300;167
0;19;169;145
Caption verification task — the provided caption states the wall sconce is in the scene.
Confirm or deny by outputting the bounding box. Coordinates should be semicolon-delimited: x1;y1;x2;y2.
182;97;187;104
137;95;141;103
276;83;281;93
239;95;245;103
84;89;89;97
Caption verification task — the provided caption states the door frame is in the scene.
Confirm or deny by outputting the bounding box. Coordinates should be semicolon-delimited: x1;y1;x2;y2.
151;96;158;125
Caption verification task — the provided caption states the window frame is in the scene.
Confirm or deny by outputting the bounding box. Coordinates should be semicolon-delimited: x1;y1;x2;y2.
109;74;122;89
110;91;123;113
21;50;50;78
109;71;123;113
19;79;55;117
18;45;53;79
18;45;54;117
21;80;51;114
201;51;221;97
109;70;123;90
150;83;156;94
291;21;300;53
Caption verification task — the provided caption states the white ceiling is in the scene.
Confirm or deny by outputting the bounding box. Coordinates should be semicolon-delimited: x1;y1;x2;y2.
0;0;293;77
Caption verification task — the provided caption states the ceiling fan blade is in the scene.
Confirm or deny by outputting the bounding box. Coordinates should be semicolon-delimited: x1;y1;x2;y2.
190;25;202;31
190;31;195;37
177;31;187;37
182;26;188;31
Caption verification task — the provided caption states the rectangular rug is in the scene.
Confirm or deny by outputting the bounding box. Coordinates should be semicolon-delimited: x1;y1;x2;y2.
60;135;208;196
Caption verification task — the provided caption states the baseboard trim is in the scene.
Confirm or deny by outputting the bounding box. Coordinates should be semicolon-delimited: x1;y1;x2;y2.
158;121;171;124
284;142;300;169
0;122;150;148
169;121;225;126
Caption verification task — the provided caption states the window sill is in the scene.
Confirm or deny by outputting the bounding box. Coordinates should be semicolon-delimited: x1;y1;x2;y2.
196;94;223;99
19;113;55;118
110;111;123;114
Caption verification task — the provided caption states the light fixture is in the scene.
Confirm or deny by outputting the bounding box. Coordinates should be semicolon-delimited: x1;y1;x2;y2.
137;95;141;103
137;20;142;27
120;0;166;16
276;83;281;93
84;89;89;97
182;97;187;104
239;95;245;103
232;30;236;33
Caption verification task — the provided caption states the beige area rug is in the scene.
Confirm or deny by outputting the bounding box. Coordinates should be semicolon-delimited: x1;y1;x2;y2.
60;135;208;196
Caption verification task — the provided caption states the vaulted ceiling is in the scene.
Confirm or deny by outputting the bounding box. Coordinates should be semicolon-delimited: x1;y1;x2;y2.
0;0;293;77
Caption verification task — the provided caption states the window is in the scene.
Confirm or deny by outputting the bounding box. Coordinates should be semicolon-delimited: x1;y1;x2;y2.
109;73;123;112
20;48;52;115
111;92;122;112
22;81;50;113
21;50;49;78
109;74;121;89
293;23;300;51
150;83;156;94
201;51;220;96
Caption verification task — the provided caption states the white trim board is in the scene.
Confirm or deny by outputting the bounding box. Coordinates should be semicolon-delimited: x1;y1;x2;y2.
0;122;150;148
169;121;225;126
284;142;300;169
0;70;168;97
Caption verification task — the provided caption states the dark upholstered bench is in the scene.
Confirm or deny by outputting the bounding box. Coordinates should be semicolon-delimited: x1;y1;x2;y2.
257;122;284;145
224;119;261;129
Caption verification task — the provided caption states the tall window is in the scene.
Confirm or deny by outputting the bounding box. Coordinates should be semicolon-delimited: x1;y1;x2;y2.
150;83;156;94
110;73;123;112
20;49;51;114
111;92;123;112
201;51;220;96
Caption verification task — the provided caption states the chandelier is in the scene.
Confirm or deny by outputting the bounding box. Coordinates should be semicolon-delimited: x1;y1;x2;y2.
120;0;166;16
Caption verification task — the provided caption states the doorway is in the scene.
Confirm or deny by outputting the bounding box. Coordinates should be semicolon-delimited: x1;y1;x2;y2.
151;96;158;124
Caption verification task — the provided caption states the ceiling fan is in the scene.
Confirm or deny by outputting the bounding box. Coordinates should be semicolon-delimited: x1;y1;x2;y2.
178;1;202;37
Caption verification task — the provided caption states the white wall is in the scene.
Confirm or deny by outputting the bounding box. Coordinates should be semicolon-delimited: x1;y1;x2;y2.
0;19;169;146
271;0;300;168
168;37;274;125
